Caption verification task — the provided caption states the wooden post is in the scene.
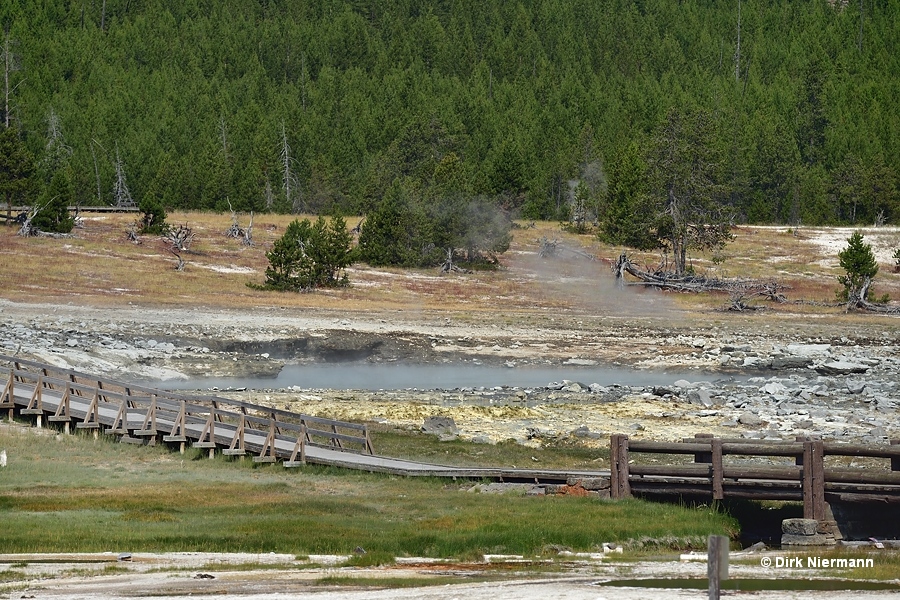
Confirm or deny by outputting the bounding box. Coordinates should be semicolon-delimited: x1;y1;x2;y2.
1;371;14;420
609;434;631;499
711;437;724;501
610;434;619;497
892;440;899;472
802;440;826;521
795;435;807;466
707;534;729;600
364;427;373;455
694;432;714;464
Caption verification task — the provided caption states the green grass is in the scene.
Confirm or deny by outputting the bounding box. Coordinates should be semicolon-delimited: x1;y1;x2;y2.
0;421;737;558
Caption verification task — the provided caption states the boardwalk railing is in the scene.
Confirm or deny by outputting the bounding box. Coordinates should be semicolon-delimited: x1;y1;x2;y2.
0;355;374;464
610;433;900;522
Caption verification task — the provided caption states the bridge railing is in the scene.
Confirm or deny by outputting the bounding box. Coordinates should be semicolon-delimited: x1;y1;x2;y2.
0;355;375;459
610;433;900;521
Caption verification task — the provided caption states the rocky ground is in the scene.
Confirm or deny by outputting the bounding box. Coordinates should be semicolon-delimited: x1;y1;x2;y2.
0;298;897;447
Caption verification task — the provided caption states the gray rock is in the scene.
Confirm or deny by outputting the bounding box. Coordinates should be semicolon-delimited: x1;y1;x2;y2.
738;412;764;426
846;381;867;394
687;389;714;407
761;382;788;395
743;357;773;369
563;358;598;366
571;426;602;440
785;344;832;357
816;361;869;375
772;356;814;370
65;338;79;347
782;518;819;535
422;416;458;436
781;533;834;546
580;477;610;491
722;344;752;352
563;381;585;393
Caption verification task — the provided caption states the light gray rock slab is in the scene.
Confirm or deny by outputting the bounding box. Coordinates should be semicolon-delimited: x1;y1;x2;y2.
781;533;833;546
816;361;869;375
738;412;764;426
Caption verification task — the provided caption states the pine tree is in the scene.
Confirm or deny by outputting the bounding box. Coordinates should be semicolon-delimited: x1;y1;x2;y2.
837;230;879;303
263;216;352;291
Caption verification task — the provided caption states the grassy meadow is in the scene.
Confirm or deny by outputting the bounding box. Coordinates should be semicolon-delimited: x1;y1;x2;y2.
0;422;737;557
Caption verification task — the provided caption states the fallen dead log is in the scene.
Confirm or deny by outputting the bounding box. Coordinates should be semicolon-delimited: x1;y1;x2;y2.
848;278;900;314
614;253;789;304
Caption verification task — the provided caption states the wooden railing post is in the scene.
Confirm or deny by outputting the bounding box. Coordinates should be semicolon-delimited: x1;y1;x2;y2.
1;370;14;420
364;426;374;455
711;437;724;501
610;434;631;499
802;440;825;521
892;440;900;472
694;432;714;464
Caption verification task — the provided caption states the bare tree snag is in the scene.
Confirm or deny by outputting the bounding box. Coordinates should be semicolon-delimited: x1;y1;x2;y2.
242;211;253;247
224;201;245;239
848;277;900;314
125;221;141;243
169;248;185;271
439;248;471;274
17;198;54;237
113;145;135;208
166;224;194;252
224;202;253;247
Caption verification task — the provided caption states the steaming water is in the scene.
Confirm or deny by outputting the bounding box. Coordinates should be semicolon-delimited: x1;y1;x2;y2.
160;362;729;392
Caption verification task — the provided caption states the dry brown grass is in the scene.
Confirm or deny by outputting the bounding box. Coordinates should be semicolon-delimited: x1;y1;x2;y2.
2;213;899;321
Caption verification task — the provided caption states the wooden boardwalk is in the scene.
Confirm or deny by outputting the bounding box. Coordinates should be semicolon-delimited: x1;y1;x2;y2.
0;355;603;485
609;433;900;537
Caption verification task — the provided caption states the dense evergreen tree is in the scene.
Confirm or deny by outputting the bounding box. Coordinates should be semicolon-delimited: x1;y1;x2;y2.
1;0;897;230
641;107;732;274
32;168;75;233
357;182;436;268
837;230;879;302
263;216;353;291
0;125;33;217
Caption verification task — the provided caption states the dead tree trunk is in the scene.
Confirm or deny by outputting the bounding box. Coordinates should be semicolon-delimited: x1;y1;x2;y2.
848;277;900;314
614;253;789;305
166;224;194;252
169;248;185;271
242;211;253;246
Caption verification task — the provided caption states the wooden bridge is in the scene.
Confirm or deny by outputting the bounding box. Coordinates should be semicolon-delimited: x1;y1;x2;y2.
610;433;900;538
0;355;603;484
